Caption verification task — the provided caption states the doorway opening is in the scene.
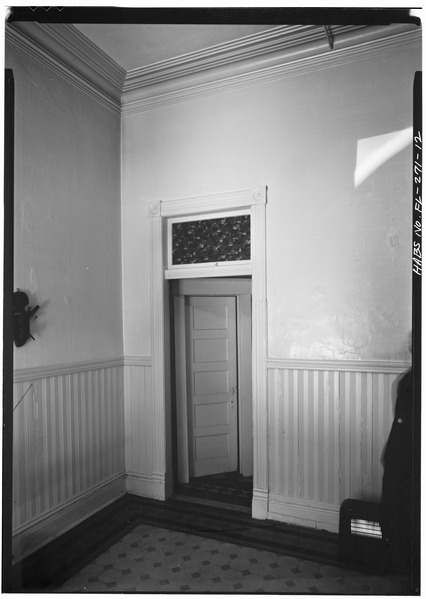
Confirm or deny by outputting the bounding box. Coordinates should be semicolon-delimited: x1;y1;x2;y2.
149;186;268;518
170;277;253;511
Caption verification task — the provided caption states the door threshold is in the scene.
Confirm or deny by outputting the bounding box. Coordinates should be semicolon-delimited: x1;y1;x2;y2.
172;493;252;514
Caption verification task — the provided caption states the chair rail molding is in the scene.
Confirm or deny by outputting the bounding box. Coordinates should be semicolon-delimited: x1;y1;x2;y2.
266;358;411;374
149;186;268;516
13;357;125;382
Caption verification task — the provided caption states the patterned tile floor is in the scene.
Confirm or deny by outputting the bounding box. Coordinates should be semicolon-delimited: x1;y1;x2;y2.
56;522;407;594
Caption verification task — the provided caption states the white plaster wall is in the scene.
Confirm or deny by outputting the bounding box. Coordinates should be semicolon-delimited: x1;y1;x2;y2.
122;43;419;361
7;40;123;369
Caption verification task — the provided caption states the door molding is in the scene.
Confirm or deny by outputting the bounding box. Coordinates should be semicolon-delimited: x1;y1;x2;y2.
149;186;268;518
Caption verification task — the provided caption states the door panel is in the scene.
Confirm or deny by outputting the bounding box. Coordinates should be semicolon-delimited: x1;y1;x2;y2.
194;370;229;395
196;434;229;459
187;296;238;477
195;403;228;427
193;305;229;330
193;338;228;362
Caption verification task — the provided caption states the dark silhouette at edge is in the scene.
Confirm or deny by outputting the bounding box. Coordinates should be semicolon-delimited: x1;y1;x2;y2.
380;367;420;591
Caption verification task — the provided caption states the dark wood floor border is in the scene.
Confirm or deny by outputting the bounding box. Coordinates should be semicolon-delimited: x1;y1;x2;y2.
9;493;343;592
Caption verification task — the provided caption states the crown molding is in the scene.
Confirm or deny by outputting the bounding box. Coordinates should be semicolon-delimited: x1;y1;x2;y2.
122;23;421;116
5;21;421;118
123;24;364;92
6;22;126;116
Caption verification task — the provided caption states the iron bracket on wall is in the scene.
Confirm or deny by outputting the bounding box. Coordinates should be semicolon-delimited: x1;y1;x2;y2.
324;25;334;50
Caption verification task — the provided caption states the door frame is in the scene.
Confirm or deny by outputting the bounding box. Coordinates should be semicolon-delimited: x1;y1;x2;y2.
148;186;268;518
172;278;253;484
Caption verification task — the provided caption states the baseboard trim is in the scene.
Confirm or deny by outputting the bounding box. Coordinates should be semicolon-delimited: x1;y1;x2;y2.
12;472;126;563
126;470;167;501
252;487;269;520
268;493;339;534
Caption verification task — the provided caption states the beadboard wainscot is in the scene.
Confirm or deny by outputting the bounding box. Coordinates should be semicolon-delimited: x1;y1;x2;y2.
266;358;411;532
12;359;126;562
123;356;161;498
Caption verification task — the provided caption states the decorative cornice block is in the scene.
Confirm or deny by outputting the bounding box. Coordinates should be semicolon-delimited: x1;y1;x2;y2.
148;201;161;218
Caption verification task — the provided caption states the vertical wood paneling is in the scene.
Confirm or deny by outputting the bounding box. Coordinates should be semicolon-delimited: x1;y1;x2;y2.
12;382;23;528
340;371;351;501
279;369;288;497
91;370;99;483
268;365;403;515
316;370;324;503
12;364;125;532
299;370;307;500
46;378;54;510
321;371;329;503
331;371;340;505
278;368;300;498
63;374;71;502
361;372;373;497
39;379;48;515
267;371;275;490
353;373;362;494
123;362;153;479
312;370;319;502
84;371;92;489
69;373;78;498
292;370;300;498
105;368;112;479
55;375;64;506
130;365;141;472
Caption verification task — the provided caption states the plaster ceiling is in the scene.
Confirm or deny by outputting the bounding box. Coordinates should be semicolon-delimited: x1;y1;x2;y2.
74;24;278;72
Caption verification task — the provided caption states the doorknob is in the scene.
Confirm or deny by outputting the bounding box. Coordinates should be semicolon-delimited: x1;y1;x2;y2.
230;387;236;409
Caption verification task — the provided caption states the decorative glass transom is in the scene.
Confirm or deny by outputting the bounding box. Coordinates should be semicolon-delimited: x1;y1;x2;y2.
171;213;251;266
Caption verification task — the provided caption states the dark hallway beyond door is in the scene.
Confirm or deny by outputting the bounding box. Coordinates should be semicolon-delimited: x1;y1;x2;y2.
174;472;253;512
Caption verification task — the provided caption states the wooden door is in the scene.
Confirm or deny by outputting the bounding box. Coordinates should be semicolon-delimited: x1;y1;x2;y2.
186;296;238;477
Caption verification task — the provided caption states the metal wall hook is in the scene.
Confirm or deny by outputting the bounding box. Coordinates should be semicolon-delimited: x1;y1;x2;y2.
324;25;334;50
